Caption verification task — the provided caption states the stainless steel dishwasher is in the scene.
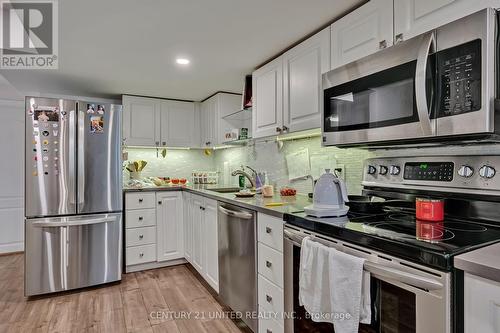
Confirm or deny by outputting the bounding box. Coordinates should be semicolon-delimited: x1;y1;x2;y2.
218;203;257;332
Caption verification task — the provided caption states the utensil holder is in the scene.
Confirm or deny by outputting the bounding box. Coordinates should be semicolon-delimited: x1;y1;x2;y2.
130;171;142;180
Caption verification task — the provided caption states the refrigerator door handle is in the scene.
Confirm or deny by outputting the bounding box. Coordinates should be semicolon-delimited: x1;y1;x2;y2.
77;110;85;208
31;216;117;228
68;110;76;205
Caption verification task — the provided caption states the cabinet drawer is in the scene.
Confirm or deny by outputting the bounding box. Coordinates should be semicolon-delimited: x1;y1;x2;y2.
258;242;283;288
126;244;156;266
258;213;283;252
125;192;156;210
258;274;284;313
126;226;156;247
126;209;156;229
258;306;284;333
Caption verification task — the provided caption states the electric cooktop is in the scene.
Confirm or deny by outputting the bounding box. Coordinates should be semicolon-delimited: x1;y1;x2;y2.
284;209;500;271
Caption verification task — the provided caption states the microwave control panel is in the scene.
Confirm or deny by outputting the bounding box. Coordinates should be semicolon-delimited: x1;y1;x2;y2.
438;39;481;117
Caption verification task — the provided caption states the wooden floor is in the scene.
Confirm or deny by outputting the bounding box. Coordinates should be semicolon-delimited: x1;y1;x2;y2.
0;254;246;333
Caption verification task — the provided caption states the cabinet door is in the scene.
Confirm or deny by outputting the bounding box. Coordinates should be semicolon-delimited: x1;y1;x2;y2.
160;100;196;147
191;195;204;273
200;97;217;147
283;27;330;133
203;198;219;293
394;0;493;42
156;192;184;262
183;193;193;263
252;57;283;138
464;273;500;333
330;0;393;70
122;95;161;146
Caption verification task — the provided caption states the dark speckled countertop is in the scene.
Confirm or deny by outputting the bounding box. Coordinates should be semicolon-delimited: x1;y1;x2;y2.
123;184;309;219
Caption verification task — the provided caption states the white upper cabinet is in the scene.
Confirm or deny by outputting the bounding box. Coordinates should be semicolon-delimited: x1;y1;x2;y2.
394;0;497;43
200;93;243;147
122;95;161;146
122;95;197;148
156;192;184;262
160;100;197;147
200;96;218;147
252;57;284;139
330;0;394;70
283;27;330;132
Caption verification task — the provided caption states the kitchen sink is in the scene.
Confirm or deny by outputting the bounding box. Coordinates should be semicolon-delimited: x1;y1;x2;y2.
208;187;241;193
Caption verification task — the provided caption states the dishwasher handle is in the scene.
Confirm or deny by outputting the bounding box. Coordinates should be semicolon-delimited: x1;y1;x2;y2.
218;206;254;219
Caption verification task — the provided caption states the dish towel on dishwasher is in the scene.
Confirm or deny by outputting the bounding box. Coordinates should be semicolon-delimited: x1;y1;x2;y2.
299;236;371;333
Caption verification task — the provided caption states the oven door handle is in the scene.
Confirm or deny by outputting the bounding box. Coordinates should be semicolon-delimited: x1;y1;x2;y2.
415;32;435;136
364;261;443;291
284;229;443;291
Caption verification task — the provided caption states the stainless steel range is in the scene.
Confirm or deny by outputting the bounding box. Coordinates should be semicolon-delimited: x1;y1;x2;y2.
284;155;500;333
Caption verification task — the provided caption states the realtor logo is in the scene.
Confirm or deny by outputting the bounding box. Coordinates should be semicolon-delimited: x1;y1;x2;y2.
0;0;58;69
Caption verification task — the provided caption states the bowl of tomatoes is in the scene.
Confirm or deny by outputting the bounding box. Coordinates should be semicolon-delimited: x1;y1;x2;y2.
280;187;297;196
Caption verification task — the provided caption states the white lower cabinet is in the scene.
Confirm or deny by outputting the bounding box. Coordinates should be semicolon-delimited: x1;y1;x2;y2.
156;192;184;262
203;199;219;292
464;273;500;333
185;193;219;293
257;213;284;332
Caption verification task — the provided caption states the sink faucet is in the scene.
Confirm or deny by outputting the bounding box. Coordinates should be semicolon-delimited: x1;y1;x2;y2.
231;167;256;188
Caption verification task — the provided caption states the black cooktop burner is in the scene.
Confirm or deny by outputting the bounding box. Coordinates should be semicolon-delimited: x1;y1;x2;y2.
284;208;500;271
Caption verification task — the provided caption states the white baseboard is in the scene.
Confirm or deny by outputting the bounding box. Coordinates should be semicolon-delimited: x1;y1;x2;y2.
0;242;23;254
125;258;187;273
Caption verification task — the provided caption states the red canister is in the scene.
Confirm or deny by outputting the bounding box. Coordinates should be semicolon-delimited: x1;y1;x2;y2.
416;198;445;222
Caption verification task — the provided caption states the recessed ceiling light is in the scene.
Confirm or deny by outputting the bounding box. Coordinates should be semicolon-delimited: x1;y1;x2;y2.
176;58;190;65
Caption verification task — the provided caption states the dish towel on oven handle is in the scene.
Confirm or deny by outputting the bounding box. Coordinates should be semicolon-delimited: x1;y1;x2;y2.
299;236;371;332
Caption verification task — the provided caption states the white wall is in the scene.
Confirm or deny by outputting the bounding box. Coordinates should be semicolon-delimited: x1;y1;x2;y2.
0;77;24;253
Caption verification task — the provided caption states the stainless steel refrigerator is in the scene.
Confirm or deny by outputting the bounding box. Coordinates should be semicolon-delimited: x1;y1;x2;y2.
24;97;123;296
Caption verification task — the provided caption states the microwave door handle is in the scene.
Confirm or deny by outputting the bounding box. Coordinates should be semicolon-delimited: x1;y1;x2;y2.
415;32;436;136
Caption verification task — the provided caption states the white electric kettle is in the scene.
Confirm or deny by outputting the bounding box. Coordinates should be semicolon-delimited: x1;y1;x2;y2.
304;169;349;217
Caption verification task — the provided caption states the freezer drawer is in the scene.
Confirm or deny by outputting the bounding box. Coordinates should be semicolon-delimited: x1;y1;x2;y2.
25;213;122;296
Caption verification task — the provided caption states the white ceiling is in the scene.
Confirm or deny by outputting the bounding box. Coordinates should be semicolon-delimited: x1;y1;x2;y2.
1;0;363;101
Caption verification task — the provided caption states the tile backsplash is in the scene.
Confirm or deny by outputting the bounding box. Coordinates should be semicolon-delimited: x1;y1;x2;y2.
214;136;373;194
123;148;215;181
124;137;500;194
124;136;373;194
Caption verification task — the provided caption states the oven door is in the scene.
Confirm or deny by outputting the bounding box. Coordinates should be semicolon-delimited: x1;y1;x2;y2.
284;227;451;333
322;32;437;146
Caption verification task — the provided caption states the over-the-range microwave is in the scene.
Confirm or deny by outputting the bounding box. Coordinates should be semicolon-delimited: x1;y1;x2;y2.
322;8;500;147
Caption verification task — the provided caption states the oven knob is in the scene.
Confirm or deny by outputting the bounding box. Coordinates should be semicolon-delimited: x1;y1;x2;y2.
389;165;401;176
379;165;388;175
367;165;377;175
479;165;496;179
458;165;474;178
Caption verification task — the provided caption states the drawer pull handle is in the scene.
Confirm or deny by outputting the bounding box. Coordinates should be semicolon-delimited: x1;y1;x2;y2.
139;235;144;239
139;253;144;257
265;226;272;234
266;294;272;302
266;260;272;268
138;198;143;203
266;330;272;333
138;216;143;221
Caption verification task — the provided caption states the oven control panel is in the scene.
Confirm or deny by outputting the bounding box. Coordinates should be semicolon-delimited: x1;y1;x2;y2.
403;162;454;182
363;156;500;194
437;39;481;117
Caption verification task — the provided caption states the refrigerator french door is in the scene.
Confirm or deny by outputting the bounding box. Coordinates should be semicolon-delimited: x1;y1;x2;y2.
25;97;123;296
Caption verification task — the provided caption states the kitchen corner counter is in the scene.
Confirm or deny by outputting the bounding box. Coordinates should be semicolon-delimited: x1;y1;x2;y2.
455;242;500;282
123;185;309;219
